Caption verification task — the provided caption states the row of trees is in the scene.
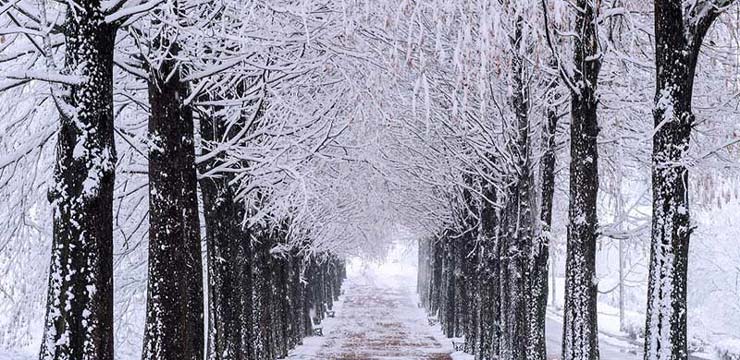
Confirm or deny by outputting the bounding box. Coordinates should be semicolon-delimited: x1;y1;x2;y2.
2;0;740;359
1;0;354;359
412;1;737;360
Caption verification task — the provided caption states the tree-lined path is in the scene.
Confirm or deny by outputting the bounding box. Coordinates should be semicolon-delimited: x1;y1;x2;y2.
289;264;453;360
286;257;652;360
3;1;740;360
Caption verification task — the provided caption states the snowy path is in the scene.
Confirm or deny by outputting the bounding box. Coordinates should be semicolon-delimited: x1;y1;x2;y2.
0;258;711;360
284;257;711;360
288;265;453;360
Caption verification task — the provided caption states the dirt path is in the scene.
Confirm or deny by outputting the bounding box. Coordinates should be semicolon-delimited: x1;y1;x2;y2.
288;269;453;360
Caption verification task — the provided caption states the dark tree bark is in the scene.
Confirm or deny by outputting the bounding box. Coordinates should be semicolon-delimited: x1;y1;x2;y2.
562;1;601;360
303;259;318;337
275;239;292;357
527;63;560;360
499;190;530;360
252;225;275;360
499;13;534;360
301;260;312;337
430;237;444;318
456;181;477;346
462;234;479;354
291;251;307;344
272;239;291;359
200;109;253;360
645;2;733;359
322;261;335;312
477;185;500;360
281;253;294;352
40;3;116;360
333;259;344;288
454;236;467;338
141;32;203;360
441;235;457;337
313;260;327;321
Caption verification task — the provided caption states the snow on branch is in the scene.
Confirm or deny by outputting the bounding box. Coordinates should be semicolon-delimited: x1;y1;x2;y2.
2;70;82;85
0;0;21;17
0;25;43;37
540;0;580;93
105;0;165;24
0;124;56;170
181;56;248;82
686;0;738;41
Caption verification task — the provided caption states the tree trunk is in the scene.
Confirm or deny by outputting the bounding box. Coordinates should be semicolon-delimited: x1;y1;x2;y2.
273;250;289;359
142;34;203;360
430;237;444;318
645;1;731;359
562;2;601;360
252;225;275;360
458;181;478;347
200;108;253;360
40;3;116;360
302;260;314;337
477;184;499;360
464;235;479;354
455;235;468;338
500;13;533;360
282;254;294;352
292;251;306;344
442;235;456;337
528;69;559;360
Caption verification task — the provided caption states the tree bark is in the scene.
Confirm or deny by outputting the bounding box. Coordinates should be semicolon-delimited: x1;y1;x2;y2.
273;249;289;359
500;13;534;360
430;237;444;318
477;184;499;360
142;32;203;360
645;1;733;359
200;109;253;360
457;181;478;348
442;235;456;337
562;1;601;360
292;251;307;343
40;3;116;359
528;68;560;360
252;225;275;360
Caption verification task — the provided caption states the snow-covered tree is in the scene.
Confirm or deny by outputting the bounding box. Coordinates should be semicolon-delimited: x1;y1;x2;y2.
646;1;737;360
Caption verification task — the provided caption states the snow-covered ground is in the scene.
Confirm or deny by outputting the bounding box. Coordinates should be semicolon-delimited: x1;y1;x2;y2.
287;245;649;360
544;309;712;360
288;255;455;359
0;241;722;360
547;277;714;359
544;310;640;360
0;349;33;360
287;243;715;360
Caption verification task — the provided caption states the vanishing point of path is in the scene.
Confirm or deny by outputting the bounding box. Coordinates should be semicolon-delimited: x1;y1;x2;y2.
288;265;453;360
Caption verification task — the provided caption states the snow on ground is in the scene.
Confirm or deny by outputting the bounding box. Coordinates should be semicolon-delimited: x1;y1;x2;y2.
286;242;662;360
548;277;712;360
288;252;454;359
0;349;33;360
0;241;717;360
544;311;712;360
545;308;641;360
